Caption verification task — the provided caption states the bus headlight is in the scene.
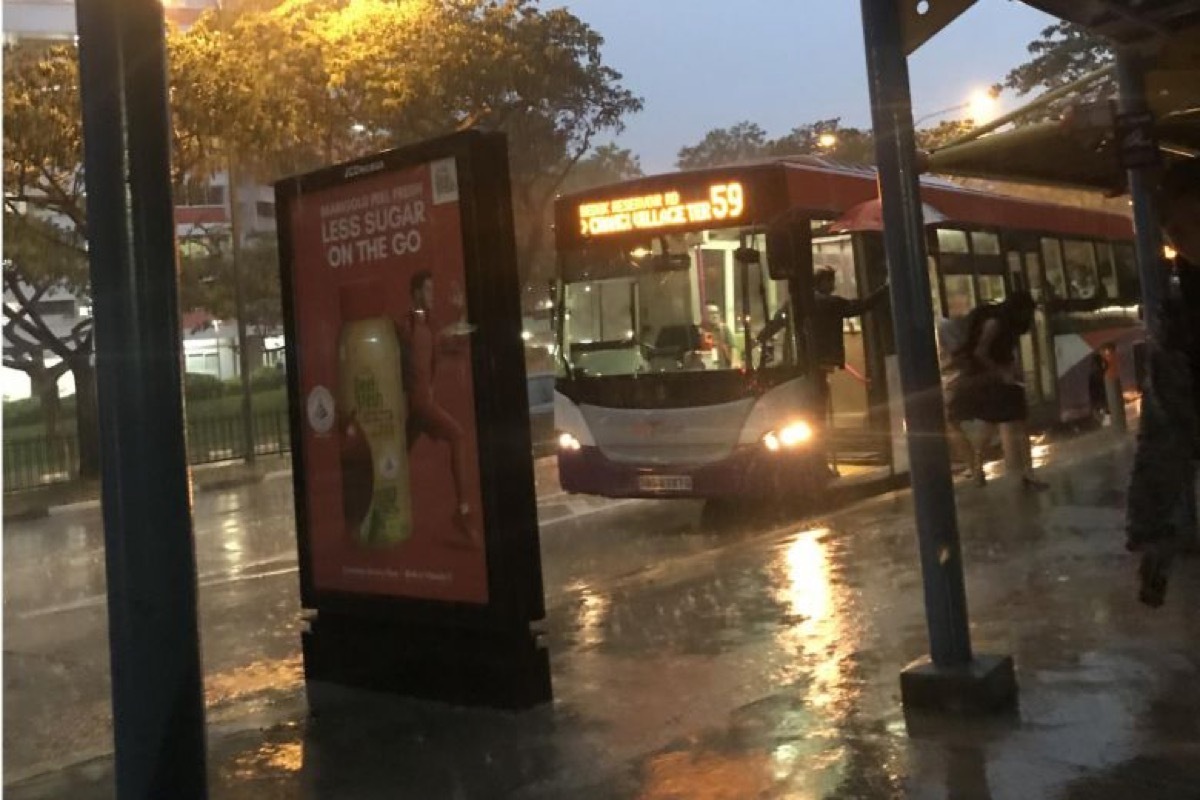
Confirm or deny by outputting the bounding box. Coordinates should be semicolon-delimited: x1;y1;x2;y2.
762;421;813;452
558;432;582;452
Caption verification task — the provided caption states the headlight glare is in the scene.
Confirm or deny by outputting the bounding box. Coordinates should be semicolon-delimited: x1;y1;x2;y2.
762;420;813;452
780;420;813;446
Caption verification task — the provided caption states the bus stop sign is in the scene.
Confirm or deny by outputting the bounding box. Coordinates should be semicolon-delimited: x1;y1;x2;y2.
1114;109;1160;171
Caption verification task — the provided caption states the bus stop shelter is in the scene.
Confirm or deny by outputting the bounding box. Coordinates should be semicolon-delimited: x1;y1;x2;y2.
856;0;1200;713
70;0;1200;796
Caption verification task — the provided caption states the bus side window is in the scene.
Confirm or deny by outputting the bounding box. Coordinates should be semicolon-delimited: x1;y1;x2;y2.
943;274;976;318
1063;239;1100;301
1095;242;1119;302
1041;237;1068;301
1114;243;1140;303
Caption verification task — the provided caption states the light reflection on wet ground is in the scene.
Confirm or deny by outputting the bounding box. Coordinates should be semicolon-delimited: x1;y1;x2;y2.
7;432;1200;798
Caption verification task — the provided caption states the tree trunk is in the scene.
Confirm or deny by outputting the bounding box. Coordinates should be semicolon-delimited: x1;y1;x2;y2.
32;367;63;439
70;357;101;480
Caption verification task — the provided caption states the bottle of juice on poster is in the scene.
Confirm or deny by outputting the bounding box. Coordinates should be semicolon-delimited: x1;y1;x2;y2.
337;280;412;545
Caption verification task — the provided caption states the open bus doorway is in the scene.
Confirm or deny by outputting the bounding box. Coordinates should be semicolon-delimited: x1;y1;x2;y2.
808;231;895;483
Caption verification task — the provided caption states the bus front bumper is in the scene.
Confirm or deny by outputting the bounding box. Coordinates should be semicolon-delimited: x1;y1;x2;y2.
557;445;828;500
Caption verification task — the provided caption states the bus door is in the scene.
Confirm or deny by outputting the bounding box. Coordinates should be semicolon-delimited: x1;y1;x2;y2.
811;232;891;472
1001;233;1057;410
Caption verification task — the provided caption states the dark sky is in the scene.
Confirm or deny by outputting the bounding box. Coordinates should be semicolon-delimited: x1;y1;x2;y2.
561;0;1058;173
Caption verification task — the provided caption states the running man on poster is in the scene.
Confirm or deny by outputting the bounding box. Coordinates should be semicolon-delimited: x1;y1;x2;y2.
285;155;490;605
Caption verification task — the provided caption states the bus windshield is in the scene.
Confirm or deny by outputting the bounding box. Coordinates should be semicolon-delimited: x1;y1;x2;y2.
558;227;795;378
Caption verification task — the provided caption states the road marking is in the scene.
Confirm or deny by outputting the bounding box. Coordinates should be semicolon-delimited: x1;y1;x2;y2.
15;496;645;621
539;498;640;526
16;562;302;621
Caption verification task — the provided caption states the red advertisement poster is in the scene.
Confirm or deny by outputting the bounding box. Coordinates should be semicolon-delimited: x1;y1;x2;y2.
287;157;488;604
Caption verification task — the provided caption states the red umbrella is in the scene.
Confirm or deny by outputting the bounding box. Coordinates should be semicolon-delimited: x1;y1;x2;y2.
826;197;947;233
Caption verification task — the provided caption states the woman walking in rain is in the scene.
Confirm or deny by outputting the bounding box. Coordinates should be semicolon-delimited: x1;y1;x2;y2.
945;290;1047;490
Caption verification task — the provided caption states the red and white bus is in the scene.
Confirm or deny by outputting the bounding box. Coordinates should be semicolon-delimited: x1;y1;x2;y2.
552;157;1139;501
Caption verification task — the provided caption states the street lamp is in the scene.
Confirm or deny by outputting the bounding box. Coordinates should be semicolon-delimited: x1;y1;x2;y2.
817;132;838;149
914;87;1000;127
967;88;999;124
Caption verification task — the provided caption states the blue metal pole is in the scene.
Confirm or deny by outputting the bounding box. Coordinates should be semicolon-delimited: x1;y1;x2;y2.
860;0;973;666
76;0;209;793
1116;50;1166;329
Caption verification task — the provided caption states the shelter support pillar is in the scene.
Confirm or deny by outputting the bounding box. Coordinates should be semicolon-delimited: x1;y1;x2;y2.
1117;50;1167;328
76;0;208;794
860;0;1016;714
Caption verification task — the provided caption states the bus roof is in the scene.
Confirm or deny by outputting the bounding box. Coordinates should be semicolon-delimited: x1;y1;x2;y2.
555;156;1133;249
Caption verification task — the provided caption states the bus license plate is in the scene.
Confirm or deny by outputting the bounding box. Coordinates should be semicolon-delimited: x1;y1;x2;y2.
638;475;693;492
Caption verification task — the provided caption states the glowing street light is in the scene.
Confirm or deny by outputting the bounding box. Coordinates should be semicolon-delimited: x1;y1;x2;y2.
817;132;838;149
967;88;998;124
915;86;1001;127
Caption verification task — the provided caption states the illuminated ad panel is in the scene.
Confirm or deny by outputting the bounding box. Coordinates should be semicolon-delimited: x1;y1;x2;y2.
276;131;542;621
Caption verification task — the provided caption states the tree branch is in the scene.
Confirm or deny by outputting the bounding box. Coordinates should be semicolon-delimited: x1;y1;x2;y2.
2;273;75;360
34;164;88;238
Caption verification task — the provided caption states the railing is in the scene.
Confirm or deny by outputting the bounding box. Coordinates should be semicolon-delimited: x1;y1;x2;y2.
3;411;292;492
3;434;79;492
5;375;557;492
186;411;292;466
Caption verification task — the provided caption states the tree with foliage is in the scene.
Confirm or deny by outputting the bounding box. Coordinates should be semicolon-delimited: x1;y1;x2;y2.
1003;21;1114;119
3;43;101;470
677;116;976;169
558;144;643;193
676;121;771;170
772;118;876;165
5;1;640;475
915;119;976;151
178;235;283;332
175;0;641;284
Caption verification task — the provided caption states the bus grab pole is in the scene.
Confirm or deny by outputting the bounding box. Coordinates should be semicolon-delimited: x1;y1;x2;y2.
860;0;973;668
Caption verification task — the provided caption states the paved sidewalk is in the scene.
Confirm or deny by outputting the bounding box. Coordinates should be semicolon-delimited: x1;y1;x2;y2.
9;431;1200;799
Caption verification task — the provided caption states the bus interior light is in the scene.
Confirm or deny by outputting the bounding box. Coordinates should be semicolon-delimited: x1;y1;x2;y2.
558;432;583;451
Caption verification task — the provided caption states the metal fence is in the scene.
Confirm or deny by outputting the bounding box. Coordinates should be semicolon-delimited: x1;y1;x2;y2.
6;414;555;492
4;411;293;492
3;434;80;492
5;376;558;492
186;411;292;465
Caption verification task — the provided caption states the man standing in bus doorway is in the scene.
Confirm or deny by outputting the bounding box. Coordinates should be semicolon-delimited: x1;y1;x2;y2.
406;269;480;548
811;266;889;474
700;302;737;368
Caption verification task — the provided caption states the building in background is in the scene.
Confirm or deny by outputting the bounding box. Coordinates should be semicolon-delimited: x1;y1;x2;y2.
3;0;278;402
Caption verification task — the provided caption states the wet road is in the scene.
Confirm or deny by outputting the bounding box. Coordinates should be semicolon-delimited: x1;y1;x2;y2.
7;433;1200;799
3;457;778;780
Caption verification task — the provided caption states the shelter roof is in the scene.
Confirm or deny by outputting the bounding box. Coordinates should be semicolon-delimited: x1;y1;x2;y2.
901;1;1200;191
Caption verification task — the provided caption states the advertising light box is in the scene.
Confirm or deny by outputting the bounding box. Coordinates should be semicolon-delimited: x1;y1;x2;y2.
276;131;543;627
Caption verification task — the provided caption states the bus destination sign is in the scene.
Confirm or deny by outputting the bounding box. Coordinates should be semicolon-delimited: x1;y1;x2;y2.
577;181;745;236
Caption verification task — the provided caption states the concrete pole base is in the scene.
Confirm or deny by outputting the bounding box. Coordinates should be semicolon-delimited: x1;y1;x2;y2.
900;653;1018;714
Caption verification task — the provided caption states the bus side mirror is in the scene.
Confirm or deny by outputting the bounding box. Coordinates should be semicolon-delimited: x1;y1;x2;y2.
734;247;761;265
765;222;813;281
